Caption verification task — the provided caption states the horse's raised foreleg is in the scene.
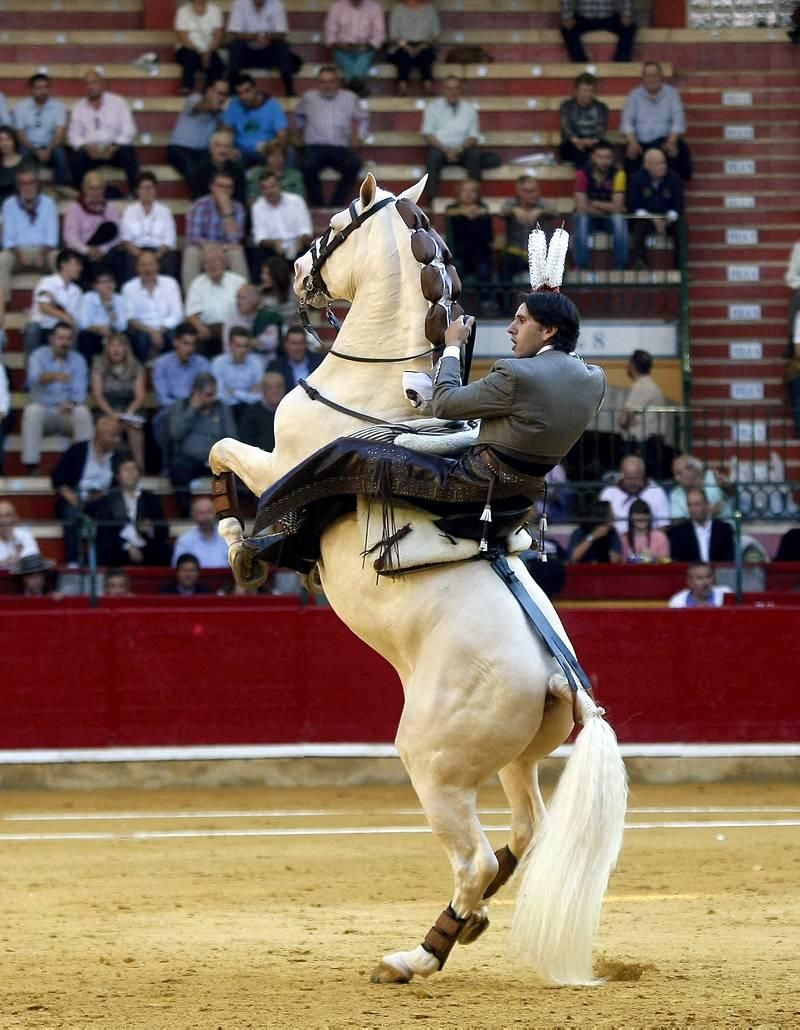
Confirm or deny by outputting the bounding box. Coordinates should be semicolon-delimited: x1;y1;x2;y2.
208;437;278;498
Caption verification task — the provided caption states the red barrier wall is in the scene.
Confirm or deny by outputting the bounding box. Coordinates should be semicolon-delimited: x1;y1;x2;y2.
2;605;799;749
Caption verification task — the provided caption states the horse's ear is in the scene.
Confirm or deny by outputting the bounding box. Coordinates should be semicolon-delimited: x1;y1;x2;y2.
398;174;428;205
359;173;377;210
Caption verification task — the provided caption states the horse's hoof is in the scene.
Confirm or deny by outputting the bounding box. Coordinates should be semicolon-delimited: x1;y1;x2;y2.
369;960;412;985
458;910;490;945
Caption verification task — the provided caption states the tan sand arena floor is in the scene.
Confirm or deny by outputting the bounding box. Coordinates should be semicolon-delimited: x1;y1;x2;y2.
1;780;799;1030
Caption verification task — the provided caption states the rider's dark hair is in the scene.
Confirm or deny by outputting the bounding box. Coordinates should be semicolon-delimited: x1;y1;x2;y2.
522;291;581;353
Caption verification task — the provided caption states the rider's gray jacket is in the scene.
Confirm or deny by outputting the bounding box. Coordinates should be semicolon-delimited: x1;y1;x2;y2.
432;348;606;467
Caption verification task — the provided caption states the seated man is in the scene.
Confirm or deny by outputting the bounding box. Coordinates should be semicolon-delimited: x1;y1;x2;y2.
23;248;84;357
239;370;286;451
227;0;300;96
560;0;636;64
185;244;248;357
189;128;247;204
668;561;731;609
67;69;139;194
77;268;129;363
93;455;170;567
104;568;131;596
670;454;732;521
0;499;41;568
667;488;735;564
182;171;249;292
152;321;211;448
498;175;559;286
599;453;670;533
224;283;281;366
558;72;610;168
251;171;313;263
160;552;210;594
62;171;123;288
572;142;628;271
267;324;324;390
422;76;483;204
211;326;264;423
621;61;692;181
222;74;288;168
12;72;71;190
168;78;230;186
246;140;306;202
324;0;386;96
120;171;179;281
627;147;683;269
172;494;230;567
121;249;184;361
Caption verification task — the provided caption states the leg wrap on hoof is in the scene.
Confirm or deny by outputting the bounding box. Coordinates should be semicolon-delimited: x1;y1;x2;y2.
482;845;518;899
421;905;467;969
211;472;243;529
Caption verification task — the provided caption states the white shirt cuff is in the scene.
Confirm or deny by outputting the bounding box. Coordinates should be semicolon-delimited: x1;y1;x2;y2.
443;345;462;360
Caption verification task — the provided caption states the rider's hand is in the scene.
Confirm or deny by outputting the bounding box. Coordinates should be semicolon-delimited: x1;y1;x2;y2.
443;315;474;348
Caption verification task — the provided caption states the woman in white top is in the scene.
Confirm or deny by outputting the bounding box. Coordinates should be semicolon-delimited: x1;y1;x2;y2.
121;171;179;281
174;0;226;94
0;500;41;569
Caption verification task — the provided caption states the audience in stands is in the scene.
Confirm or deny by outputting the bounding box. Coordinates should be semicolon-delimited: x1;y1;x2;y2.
0;499;41;568
121;171;179;281
168;79;230;185
568;499;623;563
227;0;300;96
251;171;313;263
166;371;235;515
67;70;139;195
62;171;124;287
182;171;248;290
268;324;323;390
185;244;248;356
422;76;483;204
668;560;731;608
211;326;264;423
620;498;670;563
325;0;386;96
0;362;9;471
293;66;367;208
670;454;732;521
445;179;494;312
22;322;93;474
783;337;800;438
0;168;59;345
11;552;59;597
558;72;610;168
94;455;170;567
386;1;440;96
572;142;628;271
498;175;558;287
621;62;692;182
161;552;210;593
122;250;185;361
618;348;674;478
12;73;70;191
223;74;289;167
627;148;683;270
600;454;670;532
52;414;122;565
174;0;227;95
239;370;286;450
774;526;800;562
246;141;305;201
667;487;735;564
103;567;132;596
560;0;636;64
24;249;83;356
90;333;147;471
0;126;29;204
172;495;229;566
189;128;247;204
224;283;280;365
76;269;128;362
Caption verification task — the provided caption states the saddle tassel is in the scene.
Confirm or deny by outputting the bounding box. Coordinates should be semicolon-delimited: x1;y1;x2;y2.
479;477;496;553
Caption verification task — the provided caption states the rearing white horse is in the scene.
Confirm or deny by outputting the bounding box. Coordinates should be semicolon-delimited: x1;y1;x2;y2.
210;174;627;986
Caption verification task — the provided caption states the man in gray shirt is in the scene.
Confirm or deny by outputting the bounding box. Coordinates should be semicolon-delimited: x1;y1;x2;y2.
621;61;692;181
13;73;70;189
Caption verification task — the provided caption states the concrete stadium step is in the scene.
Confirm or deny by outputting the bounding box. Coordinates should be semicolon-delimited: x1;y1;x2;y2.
687;285;788;304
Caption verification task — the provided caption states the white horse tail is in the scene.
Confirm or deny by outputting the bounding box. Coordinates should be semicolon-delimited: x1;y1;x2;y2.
510;678;628;985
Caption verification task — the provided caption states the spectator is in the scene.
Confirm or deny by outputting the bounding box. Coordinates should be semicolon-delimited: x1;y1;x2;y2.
568;499;623;563
189;127;247;204
77;269;128;363
0;125;29;204
445;179;493;312
268;324;323;390
619;348;674;478
0;499;40;569
294;66;367;209
498;175;558;287
620;498;670;563
783;337;800;438
667;487;735;564
52;414;122;565
11;553;59;597
12;73;70;191
90;333;147;471
223;73;288;167
168;78;230;185
572;142;628;272
185;244;248;356
0;167;59;346
104;568;132;596
172;495;230;567
160;552;211;594
211;326;264;423
387;1;440;96
668;561;731;608
783;239;800;343
120;171;179;281
251;171;313;262
67;70;139;194
21;322;93;473
599;454;670;532
627;147;683;270
23;249;84;357
182;171;248;291
224;283;280;365
246;140;305;201
122;249;185;362
621;62;692;182
62;171;124;288
669;454;732;521
93;455;170;567
325;0;386;96
560;0;636;64
152;323;210;413
422;76;482;204
774;527;800;562
165;371;236;515
0;361;9;471
258;253;297;324
0;94;8;126
559;73;610;168
227;0;300;96
239;370;286;450
174;0;226;95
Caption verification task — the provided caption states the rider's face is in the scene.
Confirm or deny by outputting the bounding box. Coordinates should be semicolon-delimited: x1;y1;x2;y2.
506;304;556;358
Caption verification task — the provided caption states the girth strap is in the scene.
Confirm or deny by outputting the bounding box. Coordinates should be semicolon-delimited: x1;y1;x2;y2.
484;550;593;693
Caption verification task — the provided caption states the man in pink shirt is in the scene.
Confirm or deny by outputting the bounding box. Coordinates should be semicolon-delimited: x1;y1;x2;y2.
67;70;139;194
62;171;124;287
324;0;385;96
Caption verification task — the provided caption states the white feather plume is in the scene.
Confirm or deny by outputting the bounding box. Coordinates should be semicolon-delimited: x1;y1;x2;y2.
544;227;570;289
527;226;548;290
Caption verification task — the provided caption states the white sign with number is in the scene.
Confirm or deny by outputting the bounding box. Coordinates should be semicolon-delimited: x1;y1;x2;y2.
729;342;763;360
